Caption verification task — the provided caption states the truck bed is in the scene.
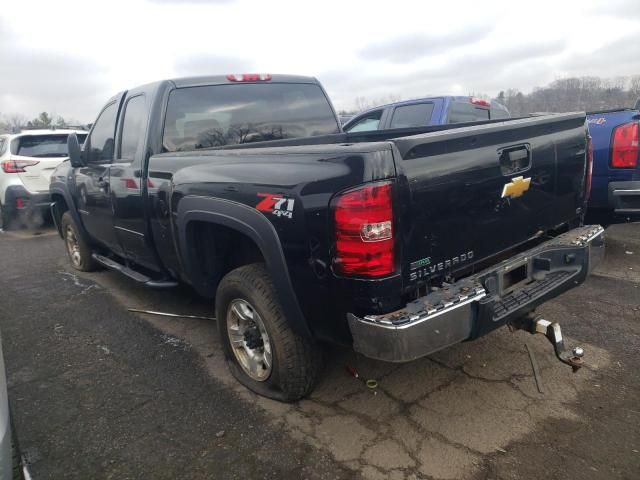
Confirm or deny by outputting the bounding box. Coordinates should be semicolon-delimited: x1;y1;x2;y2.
148;112;589;329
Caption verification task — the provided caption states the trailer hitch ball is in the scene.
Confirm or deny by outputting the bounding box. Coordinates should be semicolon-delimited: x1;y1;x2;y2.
514;314;585;372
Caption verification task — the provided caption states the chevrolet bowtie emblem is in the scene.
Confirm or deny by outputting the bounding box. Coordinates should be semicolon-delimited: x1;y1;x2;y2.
501;176;531;199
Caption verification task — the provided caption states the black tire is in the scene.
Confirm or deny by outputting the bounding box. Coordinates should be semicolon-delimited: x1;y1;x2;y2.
11;426;24;480
216;263;322;402
60;211;98;272
0;203;12;231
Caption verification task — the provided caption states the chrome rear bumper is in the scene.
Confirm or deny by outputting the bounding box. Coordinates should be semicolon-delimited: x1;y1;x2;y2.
348;225;605;362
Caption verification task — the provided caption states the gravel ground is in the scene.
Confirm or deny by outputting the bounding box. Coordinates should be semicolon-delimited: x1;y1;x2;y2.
0;223;638;479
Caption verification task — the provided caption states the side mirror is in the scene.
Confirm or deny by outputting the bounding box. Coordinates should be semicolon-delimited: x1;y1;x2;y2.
67;133;85;168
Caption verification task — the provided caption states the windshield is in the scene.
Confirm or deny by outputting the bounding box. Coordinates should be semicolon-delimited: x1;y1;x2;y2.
13;134;88;158
162;83;339;152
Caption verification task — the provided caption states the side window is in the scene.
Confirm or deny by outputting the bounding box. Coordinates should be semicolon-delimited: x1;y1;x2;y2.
389;103;434;129
87;102;118;163
345;110;383;132
118;96;148;161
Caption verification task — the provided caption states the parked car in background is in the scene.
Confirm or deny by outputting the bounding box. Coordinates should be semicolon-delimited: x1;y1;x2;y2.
0;129;88;229
586;104;640;222
342;96;510;132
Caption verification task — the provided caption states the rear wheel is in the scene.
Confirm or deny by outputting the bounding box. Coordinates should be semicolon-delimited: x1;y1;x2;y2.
216;263;322;402
61;211;98;272
0;203;12;231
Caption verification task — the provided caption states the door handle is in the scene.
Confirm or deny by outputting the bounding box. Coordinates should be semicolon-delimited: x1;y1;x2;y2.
498;144;531;175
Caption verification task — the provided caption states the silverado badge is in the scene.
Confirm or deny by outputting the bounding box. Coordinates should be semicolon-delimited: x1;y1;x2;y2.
501;176;531;199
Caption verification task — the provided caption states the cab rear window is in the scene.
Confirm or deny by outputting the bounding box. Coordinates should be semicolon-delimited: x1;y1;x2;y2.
162;83;340;152
448;102;490;123
12;134;87;158
389;103;434;129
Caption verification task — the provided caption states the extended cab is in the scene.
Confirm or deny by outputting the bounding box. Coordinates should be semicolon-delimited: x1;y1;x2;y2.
51;74;603;401
343;96;510;132
586;104;640;221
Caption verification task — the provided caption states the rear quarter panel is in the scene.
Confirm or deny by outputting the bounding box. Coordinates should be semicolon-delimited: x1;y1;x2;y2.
147;144;397;343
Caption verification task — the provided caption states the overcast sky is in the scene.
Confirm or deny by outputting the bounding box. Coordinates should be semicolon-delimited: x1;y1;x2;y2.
1;0;639;122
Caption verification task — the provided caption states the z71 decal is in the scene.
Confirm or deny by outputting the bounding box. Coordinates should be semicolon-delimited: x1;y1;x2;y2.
256;193;295;219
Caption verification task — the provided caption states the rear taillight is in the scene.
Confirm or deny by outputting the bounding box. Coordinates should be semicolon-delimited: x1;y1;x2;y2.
122;178;138;189
1;159;39;173
226;73;272;82
333;181;394;277
611;121;639;168
585;134;593;201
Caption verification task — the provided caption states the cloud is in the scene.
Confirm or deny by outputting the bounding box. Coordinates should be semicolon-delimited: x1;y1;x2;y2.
322;40;568;110
1;0;638;120
0;25;110;122
359;26;491;63
559;31;640;77
588;0;640;20
173;55;254;77
413;41;566;85
147;0;233;4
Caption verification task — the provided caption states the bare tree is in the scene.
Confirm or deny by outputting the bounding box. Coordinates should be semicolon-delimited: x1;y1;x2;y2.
27;112;53;128
5;114;27;132
496;75;640;116
352;94;401;113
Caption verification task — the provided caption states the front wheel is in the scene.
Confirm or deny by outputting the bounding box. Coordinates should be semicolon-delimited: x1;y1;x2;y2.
216;263;322;402
60;211;98;272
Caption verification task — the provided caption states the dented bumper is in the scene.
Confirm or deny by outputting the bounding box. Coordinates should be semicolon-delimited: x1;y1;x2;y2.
347;225;605;362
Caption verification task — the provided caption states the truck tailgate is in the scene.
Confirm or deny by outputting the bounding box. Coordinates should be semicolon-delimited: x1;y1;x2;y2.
392;113;588;283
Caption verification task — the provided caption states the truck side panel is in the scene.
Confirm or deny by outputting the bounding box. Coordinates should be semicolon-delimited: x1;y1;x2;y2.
146;145;397;342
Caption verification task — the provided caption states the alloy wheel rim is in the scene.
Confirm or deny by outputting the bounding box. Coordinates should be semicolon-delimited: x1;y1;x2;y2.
65;225;82;267
226;299;273;382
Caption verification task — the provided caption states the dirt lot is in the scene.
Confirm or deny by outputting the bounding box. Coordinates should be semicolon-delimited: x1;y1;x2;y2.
0;224;638;479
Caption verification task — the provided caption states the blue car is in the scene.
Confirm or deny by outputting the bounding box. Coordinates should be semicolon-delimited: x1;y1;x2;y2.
587;103;640;221
342;96;510;132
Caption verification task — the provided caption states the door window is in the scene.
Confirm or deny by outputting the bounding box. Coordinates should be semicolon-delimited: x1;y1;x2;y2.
345;110;383;132
389;103;434;128
119;95;148;161
87;102;118;163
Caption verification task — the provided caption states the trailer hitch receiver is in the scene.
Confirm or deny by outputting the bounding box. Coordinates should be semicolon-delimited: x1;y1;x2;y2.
513;314;584;372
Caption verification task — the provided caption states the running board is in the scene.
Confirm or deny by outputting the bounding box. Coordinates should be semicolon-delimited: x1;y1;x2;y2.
91;254;178;289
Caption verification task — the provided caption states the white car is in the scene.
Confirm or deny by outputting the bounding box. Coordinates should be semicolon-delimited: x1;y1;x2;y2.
0;129;87;229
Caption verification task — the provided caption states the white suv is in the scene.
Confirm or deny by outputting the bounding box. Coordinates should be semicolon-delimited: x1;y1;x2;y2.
0;129;87;229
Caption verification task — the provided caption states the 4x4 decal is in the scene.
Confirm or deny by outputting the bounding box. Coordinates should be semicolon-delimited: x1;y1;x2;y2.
256;193;295;219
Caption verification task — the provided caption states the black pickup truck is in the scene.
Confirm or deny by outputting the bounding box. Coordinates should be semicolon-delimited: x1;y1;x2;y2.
50;74;604;401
